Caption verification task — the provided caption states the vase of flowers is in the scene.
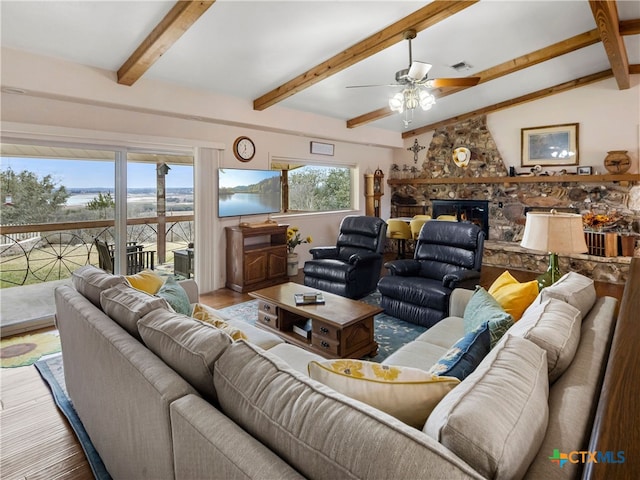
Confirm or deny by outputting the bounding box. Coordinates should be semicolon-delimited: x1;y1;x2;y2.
286;227;312;276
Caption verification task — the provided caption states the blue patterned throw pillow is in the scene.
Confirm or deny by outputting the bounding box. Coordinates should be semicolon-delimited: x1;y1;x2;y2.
464;286;514;348
156;276;191;316
429;322;491;380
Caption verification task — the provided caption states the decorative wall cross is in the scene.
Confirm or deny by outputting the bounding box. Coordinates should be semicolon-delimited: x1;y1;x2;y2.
407;139;425;164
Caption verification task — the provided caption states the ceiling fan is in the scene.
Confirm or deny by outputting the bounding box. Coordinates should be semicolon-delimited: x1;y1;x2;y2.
347;29;481;90
347;29;480;127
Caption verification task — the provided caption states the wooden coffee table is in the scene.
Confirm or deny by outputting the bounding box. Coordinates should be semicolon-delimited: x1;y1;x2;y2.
249;282;382;359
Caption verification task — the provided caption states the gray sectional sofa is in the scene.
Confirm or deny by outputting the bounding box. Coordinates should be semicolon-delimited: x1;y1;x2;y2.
55;265;624;479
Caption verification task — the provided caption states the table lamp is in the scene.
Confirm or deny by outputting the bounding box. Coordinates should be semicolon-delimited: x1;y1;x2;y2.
520;210;588;290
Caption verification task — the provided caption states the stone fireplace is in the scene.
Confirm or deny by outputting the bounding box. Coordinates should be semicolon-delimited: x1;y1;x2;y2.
431;199;489;239
387;115;639;283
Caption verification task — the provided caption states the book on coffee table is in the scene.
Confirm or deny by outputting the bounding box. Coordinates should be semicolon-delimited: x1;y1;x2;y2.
294;292;325;305
292;318;313;339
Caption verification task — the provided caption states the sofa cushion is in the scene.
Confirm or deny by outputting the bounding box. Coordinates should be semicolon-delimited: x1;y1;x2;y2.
100;283;169;340
71;265;127;307
214;341;480;480
156;276;192;315
308;359;459;429
429;322;491;380
539;271;596;318
138;309;231;403
488;270;539;321
506;298;581;383
125;269;165;294
463;287;514;348
424;335;549;480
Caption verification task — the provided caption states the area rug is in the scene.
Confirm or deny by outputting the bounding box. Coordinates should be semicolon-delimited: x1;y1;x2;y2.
218;291;427;362
34;353;112;480
1;331;61;368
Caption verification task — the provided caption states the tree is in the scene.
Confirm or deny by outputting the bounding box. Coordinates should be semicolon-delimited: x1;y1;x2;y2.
0;168;69;225
86;192;115;219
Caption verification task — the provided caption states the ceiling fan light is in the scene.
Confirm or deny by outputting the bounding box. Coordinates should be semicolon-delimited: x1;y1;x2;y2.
389;92;404;113
408;61;432;81
419;89;435;110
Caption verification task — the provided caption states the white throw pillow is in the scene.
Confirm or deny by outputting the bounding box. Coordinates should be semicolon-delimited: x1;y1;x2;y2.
308;359;459;429
539;271;596;319
507;298;581;383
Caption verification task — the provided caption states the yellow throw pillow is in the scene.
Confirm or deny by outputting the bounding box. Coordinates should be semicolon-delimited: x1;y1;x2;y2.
125;269;165;294
192;303;248;342
488;270;539;321
308;359;459;429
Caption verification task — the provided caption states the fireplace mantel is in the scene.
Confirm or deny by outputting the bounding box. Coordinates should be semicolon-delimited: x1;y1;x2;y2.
388;173;638;187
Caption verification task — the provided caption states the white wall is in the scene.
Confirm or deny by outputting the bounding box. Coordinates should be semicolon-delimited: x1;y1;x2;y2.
394;76;640;175
0;48;396;292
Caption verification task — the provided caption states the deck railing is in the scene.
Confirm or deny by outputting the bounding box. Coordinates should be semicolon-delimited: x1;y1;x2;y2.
0;215;194;287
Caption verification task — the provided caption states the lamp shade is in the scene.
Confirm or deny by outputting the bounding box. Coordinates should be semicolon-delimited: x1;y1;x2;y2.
520;211;588;254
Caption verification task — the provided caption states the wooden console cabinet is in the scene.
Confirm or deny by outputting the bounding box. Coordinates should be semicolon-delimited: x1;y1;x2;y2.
225;225;288;293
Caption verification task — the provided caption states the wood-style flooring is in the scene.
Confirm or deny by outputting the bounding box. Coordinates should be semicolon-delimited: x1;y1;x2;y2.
0;261;625;479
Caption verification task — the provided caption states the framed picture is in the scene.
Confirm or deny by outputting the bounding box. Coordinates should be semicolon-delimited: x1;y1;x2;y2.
577;166;592;175
521;123;579;167
310;141;334;156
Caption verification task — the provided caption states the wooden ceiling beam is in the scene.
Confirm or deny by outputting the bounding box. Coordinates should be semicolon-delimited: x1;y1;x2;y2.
402;70;614;138
117;1;215;86
252;0;479;111
346;28;602;129
589;0;630;89
619;18;640;35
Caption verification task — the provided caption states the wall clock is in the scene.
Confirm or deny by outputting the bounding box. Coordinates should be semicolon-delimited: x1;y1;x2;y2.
233;136;255;162
452;147;471;168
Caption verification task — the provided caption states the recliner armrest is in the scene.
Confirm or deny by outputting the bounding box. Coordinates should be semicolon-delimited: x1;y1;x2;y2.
442;270;481;289
309;246;338;259
384;259;421;276
348;251;381;265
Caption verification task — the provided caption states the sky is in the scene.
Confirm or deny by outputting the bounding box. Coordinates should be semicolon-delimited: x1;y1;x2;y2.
0;157;194;189
219;167;280;188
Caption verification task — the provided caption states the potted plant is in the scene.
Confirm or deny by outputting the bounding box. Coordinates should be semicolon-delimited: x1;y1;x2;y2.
286;227;312;276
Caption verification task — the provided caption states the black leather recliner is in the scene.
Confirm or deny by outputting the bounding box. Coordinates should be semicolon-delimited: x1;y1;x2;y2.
377;220;485;328
303;215;387;299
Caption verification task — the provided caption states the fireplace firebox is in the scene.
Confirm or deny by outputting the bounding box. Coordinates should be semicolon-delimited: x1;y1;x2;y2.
431;199;490;239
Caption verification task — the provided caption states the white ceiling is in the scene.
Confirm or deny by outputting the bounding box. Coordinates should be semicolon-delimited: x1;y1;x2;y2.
1;1;639;134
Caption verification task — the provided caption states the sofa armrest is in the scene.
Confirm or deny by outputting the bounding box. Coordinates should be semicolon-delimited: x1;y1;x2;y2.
309;246;338;259
384;259;421;276
449;288;475;318
442;270;480;289
178;278;199;304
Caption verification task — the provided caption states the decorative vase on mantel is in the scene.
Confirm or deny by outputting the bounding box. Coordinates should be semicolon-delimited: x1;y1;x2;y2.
604;150;631;174
287;253;299;277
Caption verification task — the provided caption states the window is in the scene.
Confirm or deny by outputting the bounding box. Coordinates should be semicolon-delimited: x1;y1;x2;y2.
277;162;354;213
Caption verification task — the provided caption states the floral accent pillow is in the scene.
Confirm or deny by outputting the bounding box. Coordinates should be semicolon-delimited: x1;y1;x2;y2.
192;303;248;342
308;359;459;429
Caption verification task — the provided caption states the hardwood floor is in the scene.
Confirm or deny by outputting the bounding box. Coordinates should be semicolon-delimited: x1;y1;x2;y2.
0;261;625;478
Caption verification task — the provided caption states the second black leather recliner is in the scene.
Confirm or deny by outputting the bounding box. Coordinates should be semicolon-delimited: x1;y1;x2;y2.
377;220;485;328
303;215;387;299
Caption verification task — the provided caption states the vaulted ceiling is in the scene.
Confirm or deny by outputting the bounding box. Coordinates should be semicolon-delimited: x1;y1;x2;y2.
1;1;639;138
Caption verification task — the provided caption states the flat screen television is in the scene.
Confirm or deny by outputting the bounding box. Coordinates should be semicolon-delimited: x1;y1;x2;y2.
217;168;282;218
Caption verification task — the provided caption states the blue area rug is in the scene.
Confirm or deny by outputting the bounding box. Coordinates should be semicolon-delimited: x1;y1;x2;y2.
34;353;112;480
218;291;427;362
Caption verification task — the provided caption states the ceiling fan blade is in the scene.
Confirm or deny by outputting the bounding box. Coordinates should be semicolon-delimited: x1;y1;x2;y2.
407;61;432;81
424;77;481;88
346;84;403;89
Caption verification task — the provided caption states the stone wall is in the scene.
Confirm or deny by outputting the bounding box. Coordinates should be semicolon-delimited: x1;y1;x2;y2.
387;116;639;282
390;115;640;242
